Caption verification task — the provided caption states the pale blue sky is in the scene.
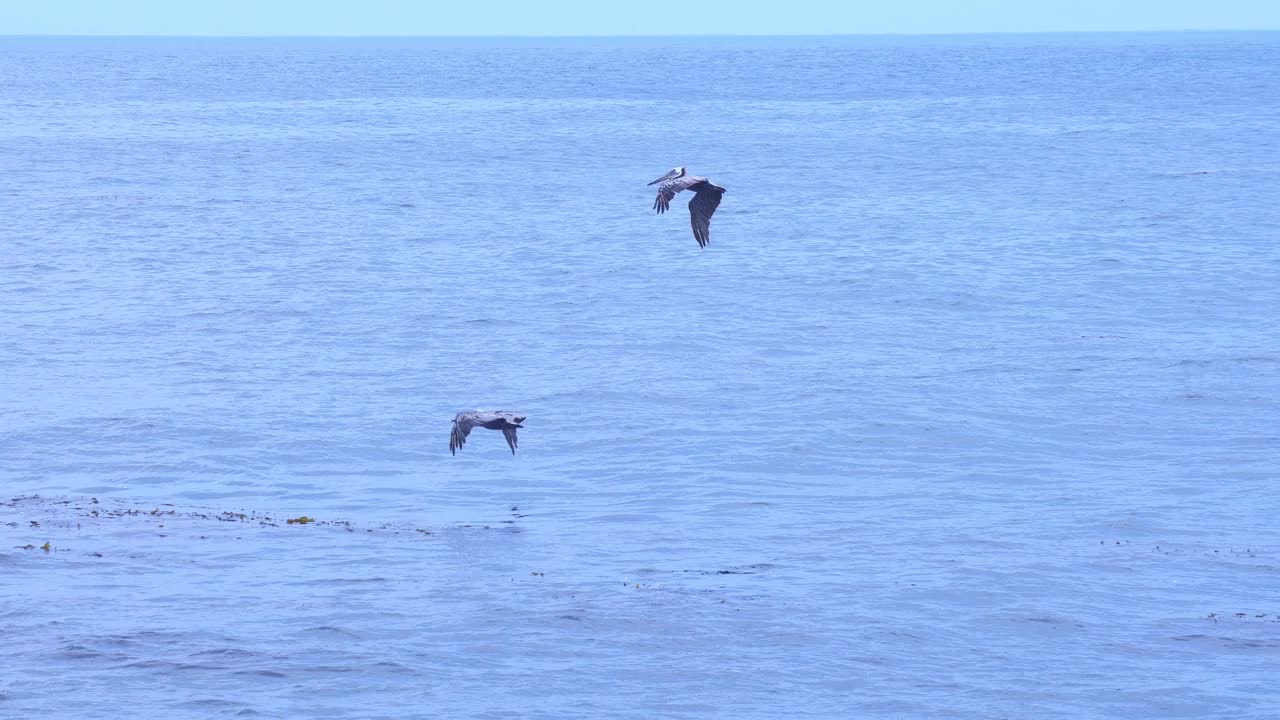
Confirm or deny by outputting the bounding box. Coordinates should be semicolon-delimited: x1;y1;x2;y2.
3;0;1277;36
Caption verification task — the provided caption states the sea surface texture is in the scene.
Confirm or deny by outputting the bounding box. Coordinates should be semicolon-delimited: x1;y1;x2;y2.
2;33;1279;719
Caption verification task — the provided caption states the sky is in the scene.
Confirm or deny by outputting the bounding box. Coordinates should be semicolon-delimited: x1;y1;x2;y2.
2;0;1278;36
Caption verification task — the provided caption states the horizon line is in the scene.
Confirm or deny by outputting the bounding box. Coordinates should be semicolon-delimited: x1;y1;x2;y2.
3;28;1278;39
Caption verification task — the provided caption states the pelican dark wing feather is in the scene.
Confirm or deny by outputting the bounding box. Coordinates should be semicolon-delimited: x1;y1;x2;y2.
688;183;724;249
449;413;478;455
653;175;706;214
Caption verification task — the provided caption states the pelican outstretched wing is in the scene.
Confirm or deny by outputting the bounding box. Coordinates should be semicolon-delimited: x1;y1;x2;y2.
502;426;518;455
653;175;706;214
450;412;479;456
688;183;725;248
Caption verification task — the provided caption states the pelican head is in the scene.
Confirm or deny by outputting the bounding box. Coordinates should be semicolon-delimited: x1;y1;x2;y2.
648;166;686;186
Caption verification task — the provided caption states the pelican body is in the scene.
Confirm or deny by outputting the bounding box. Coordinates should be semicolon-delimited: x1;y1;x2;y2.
648;167;726;248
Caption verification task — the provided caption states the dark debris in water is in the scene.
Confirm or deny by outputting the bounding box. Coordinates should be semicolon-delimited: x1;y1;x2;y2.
1097;540;1272;559
2;494;519;559
682;563;774;576
1206;612;1279;624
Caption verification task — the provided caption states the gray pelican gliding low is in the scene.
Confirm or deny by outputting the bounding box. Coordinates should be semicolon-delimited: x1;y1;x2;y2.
648;167;726;249
450;411;526;456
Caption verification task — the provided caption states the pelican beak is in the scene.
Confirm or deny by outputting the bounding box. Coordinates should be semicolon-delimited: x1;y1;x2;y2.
647;169;678;186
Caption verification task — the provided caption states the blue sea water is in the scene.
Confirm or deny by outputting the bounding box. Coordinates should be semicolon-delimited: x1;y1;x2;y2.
2;32;1279;718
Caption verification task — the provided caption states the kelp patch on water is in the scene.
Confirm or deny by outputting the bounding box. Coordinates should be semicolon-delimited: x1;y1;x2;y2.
0;494;527;559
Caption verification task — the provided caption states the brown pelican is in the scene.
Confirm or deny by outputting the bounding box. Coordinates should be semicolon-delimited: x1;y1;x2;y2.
450;411;525;456
648;167;726;248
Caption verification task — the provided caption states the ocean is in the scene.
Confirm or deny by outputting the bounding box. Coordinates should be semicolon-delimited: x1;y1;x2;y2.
2;33;1279;718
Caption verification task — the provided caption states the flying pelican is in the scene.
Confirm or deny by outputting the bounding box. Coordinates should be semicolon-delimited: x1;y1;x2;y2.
648;167;726;248
450;411;526;456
